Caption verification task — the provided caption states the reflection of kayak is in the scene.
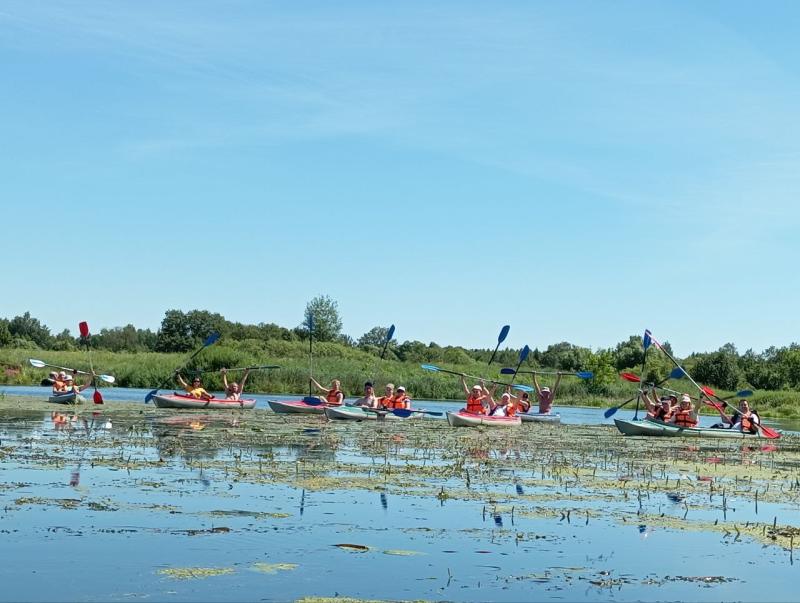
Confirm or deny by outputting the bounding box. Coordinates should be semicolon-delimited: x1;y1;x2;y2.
446;411;521;427
614;418;766;438
267;399;329;414
152;393;256;410
49;391;85;405
324;405;424;421
519;412;561;424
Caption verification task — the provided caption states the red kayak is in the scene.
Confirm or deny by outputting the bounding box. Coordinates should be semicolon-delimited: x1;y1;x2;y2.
267;398;331;414
152;393;256;410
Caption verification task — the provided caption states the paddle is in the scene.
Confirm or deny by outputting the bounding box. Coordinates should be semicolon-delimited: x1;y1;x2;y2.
488;325;510;365
144;331;220;402
420;364;534;393
362;407;443;418
502;368;594;379
28;359;115;383
380;324;396;360
301;396;326;406
699;385;779;439
308;315;314;397
632;331;652;420
79;321;103;404
603;366;685;419
647;330;779;439
193;365;280;373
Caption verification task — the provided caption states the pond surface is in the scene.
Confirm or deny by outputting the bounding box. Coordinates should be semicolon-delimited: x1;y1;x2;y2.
1;395;800;602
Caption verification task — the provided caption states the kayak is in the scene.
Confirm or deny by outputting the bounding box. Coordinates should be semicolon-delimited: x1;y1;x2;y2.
48;391;85;405
152;393;256;410
614;418;766;438
267;399;328;415
519;412;561;424
324;405;424;421
446;410;521;428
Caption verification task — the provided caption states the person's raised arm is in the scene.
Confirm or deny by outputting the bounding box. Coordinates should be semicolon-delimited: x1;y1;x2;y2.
221;368;230;391
533;372;542;397
176;372;188;388
310;377;327;393
551;372;563;400
461;375;470;397
239;369;250;392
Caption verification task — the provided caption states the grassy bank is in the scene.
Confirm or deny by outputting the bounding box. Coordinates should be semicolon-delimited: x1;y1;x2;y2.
2;346;800;418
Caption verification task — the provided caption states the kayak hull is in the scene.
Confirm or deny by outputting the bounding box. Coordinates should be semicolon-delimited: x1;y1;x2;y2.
614;418;765;438
152;393;256;410
48;391;85;405
519;412;561;424
324;406;424;421
267;399;327;414
446;411;521;427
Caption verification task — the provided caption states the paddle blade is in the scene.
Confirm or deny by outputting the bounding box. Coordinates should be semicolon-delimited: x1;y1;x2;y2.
391;409;413;418
79;321;90;338
604;406;619;418
29;358;46;368
497;325;510;343
420;364;440;372
513;384;534;393
145;389;158;403
386;324;395;342
500;368;516;375
669;367;685;379
643;330;652;350
620;372;641;383
203;332;220;346
303;396;324;406
99;374;116;384
737;389;754;397
760;424;781;439
93;389;104;404
576;371;594;379
701;385;716;397
519;345;530;363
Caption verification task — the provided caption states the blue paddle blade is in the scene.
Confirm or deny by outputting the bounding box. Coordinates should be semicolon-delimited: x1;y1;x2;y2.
603;406;618;418
513;384;534;393
204;332;220;346
669;367;685;379
576;371;593;379
392;409;413;418
386;324;396;341
498;325;510;343
500;367;516;375
519;345;530;363
303;396;324;406
737;390;754;397
145;389;158;403
420;364;440;372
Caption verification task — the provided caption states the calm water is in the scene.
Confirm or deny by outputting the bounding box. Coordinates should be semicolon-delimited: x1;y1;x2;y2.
1;400;799;602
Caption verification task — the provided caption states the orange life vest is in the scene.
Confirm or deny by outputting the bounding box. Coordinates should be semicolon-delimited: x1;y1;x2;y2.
465;394;485;414
377;395;392;408
651;406;670;422
673;409;697;427
506;403;517;417
740;412;757;433
387;393;408;409
326;389;343;406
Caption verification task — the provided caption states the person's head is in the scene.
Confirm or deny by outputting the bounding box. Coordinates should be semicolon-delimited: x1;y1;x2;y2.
660;398;671;410
385;383;395;395
521;392;529;401
680;394;691;409
397;386;406;395
472;384;482;396
364;381;374;394
739;399;750;412
49;371;58;379
228;382;240;393
501;392;512;404
191;376;202;387
541;386;551;397
332;379;341;390
64;374;73;382
58;371;66;379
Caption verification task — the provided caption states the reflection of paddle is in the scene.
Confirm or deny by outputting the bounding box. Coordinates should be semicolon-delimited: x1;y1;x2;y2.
700;385;780;439
29;358;116;383
604;367;685;418
488;325;510;366
502;368;593;379
144;332;220;402
420;364;534;393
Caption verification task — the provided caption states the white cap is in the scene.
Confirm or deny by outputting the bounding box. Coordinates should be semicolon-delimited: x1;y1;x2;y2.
541;386;550;393
681;394;691;403
472;385;482;390
501;393;511;400
64;374;73;381
397;386;406;392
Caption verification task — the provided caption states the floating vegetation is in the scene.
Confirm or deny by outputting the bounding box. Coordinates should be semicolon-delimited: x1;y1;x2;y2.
334;543;370;552
251;563;298;574
382;549;425;556
157;567;235;580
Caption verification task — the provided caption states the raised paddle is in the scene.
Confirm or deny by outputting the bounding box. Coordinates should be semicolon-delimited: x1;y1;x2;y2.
699;385;780;439
633;331;652;420
380;324;396;360
603;366;685;418
420;364;534;393
503;368;594;379
28;359;115;383
79;321;104;405
144;331;220;402
308;315;314;397
488;325;511;365
647;330;779;439
193;365;281;373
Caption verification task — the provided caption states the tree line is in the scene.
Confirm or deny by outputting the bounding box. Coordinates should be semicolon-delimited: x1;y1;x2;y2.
2;295;799;393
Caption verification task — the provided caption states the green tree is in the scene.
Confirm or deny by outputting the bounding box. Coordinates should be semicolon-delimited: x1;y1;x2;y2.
693;351;741;390
8;312;52;348
0;319;11;347
155;310;194;352
301;295;342;342
358;326;395;348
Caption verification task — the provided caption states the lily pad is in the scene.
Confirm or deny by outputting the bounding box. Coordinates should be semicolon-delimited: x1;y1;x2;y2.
158;567;235;580
251;563;298;574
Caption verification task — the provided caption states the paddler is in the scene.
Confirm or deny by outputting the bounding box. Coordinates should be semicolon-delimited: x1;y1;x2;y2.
669;393;699;428
377;383;395;408
642;386;674;422
383;385;410;410
490;391;516;417
712;399;761;434
354;381;379;408
52;371;69;393
310;378;344;406
222;367;250;401
63;372;94;395
461;376;491;415
533;371;562;414
176;373;213;401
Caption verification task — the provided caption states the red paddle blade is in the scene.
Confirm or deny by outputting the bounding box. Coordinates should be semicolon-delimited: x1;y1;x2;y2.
760;424;780;439
93;389;104;404
620;372;641;383
701;385;716;397
79;321;90;338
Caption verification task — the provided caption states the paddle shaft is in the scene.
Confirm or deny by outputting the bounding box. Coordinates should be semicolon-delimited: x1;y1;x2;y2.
633;341;649;420
195;365;279;373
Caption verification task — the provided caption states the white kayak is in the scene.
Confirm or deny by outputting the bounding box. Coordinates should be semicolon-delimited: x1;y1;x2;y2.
324;405;426;421
519;412;561;424
446;410;521;428
152;393;256;410
48;391;86;405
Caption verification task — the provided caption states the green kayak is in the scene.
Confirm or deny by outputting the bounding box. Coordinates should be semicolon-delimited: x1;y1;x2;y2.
614;418;769;439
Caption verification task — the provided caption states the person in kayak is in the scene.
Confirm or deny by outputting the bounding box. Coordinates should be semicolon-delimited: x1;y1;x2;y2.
52;371;69;393
461;376;492;414
377;383;395;408
62;372;94;395
176;373;213;401
490;392;516;417
533;372;562;414
642;387;674;422
670;394;698;427
509;390;531;414
711;399;761;433
354;381;379;408
310;378;344;406
385;386;410;409
222;368;250;401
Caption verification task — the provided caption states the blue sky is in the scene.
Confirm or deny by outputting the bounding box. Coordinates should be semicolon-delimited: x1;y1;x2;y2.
2;1;799;356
